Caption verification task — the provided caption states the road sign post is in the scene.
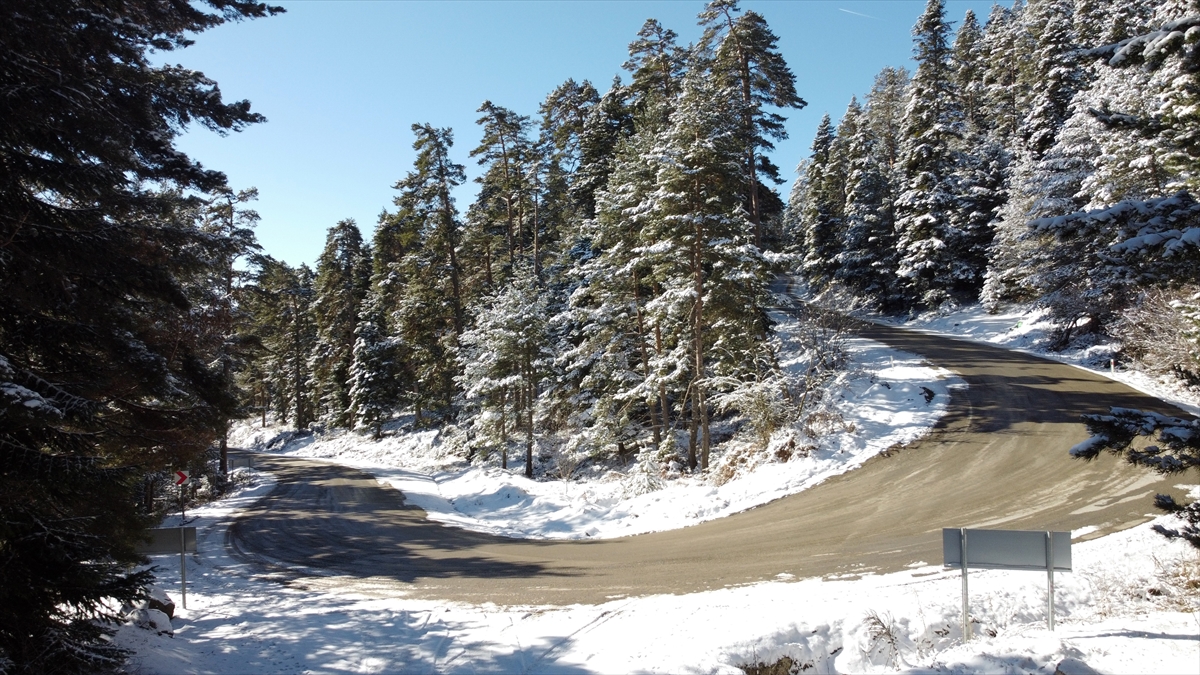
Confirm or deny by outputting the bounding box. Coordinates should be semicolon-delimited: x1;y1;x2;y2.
174;469;191;607
960;528;970;641
136;527;196;609
944;528;1071;640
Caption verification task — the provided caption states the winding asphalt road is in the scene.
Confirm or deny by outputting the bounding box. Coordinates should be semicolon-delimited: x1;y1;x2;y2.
228;299;1193;606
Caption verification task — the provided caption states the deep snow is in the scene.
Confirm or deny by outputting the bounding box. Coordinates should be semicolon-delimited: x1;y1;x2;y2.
115;303;1200;674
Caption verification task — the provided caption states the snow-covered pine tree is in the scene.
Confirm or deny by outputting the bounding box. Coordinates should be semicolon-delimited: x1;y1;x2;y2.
573;78;635;221
699;0;806;249
348;290;398;439
458;266;552;477
836;98;895;306
470;101;533;277
310;219;372;428
375;125;471;421
563;108;672;462
539;78;603;251
798;114;843;289
623;18;688;120
644;59;770;470
894;0;967;308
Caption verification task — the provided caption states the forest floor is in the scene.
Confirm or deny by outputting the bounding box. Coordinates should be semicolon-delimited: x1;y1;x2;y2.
115;302;1200;674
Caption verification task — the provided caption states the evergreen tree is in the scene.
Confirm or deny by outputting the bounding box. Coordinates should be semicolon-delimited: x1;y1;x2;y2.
953;10;988;133
470;101;533;275
979;3;1030;142
0;0;280;671
836;100;895;305
894;0;967;307
623;19;688;117
310;220;372;428
195;187;263;474
644;65;768;470
245;258;317;429
799;114;843;288
572;78;634;220
458;266;551;477
699;0;806;249
348;291;397;439
1021;0;1083;160
567;113;669;460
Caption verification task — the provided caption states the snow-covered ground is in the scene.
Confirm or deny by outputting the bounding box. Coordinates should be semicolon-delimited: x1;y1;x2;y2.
115;302;1200;673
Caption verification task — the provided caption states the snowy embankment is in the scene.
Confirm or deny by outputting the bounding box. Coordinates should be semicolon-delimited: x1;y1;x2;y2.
115;302;1200;673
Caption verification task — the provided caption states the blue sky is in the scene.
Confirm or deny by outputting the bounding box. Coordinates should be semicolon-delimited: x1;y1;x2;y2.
171;0;1001;266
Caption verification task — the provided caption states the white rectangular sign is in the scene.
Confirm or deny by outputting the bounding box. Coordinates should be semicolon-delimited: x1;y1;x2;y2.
943;528;1072;639
943;528;1071;571
136;527;197;554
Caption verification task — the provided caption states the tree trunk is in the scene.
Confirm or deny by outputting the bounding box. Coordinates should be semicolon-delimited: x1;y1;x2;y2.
500;386;508;470
633;269;659;446
525;380;534;479
655;322;670;433
687;388;698;471
691;189;709;470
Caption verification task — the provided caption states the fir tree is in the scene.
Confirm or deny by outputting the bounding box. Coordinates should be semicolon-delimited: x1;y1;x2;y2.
0;0;281;671
310;220;372;428
894;0;967;308
348;291;397;439
799;114;843;288
836;100;895;305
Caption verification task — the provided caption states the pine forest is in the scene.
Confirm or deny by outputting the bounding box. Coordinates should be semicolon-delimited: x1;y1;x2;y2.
4;0;1200;672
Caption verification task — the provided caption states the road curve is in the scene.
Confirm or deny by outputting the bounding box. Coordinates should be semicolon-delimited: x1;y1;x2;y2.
229;307;1192;605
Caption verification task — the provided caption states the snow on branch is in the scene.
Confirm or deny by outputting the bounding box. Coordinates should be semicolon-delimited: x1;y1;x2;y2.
1072;407;1199;474
1084;15;1200;69
1030;191;1200;260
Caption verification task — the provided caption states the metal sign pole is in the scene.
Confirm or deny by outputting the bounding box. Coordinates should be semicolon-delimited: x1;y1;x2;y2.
960;528;971;641
1045;531;1054;631
179;525;187;609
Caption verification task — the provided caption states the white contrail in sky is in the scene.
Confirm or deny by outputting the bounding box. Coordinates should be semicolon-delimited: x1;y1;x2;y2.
838;8;879;19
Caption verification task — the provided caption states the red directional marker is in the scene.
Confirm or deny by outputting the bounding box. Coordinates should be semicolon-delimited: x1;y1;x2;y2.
175;470;190;486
